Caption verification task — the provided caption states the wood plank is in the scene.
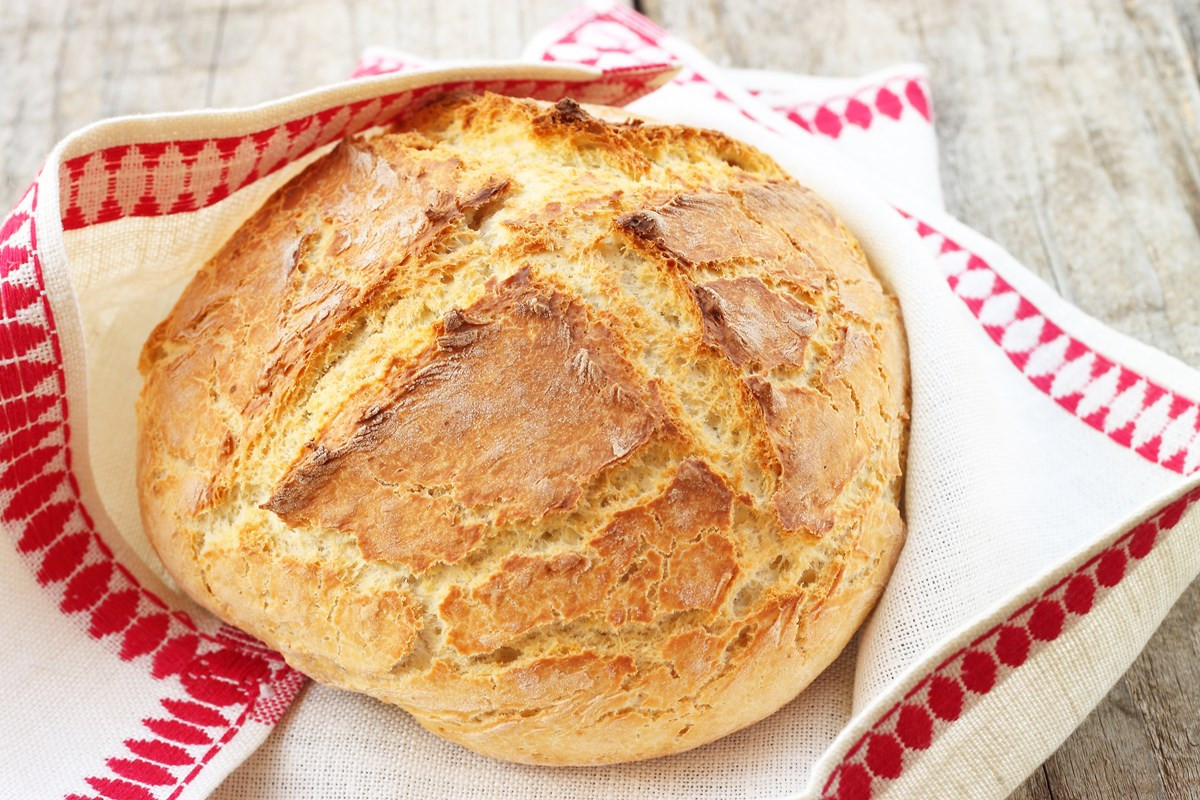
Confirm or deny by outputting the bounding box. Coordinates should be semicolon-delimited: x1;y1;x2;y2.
208;0;593;107
1042;677;1170;800
1005;766;1054;800
1173;0;1200;65
646;1;1200;798
1120;582;1200;798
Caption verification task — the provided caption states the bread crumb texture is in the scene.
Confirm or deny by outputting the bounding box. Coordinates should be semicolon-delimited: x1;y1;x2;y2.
136;94;909;765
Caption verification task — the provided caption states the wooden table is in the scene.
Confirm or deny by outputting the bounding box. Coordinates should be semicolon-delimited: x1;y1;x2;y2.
2;2;1197;797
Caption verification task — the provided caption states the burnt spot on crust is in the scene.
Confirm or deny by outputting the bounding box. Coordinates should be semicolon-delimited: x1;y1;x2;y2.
435;308;490;350
438;458;736;655
263;268;667;572
615;208;664;241
549;97;591;125
693;277;817;370
530;97;652;178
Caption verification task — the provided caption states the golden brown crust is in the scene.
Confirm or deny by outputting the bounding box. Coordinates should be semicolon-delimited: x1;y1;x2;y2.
437;457;734;656
262;268;666;572
693;277;817;370
136;93;909;766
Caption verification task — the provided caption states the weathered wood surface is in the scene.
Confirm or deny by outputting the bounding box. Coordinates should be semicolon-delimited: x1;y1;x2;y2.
1;1;1197;797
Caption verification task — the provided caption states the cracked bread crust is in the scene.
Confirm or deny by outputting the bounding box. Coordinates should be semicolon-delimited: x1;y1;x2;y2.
136;93;909;765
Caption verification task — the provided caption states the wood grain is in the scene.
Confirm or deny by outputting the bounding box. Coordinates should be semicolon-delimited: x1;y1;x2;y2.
1;1;1197;797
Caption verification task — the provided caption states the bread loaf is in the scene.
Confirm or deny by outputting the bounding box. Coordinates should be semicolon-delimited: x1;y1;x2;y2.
137;93;909;765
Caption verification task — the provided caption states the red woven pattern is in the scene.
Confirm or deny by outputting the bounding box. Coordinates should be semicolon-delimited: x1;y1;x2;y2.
0;184;302;799
748;76;933;137
539;5;671;70
538;9;741;112
820;487;1199;799
913;216;1200;474
58;67;672;231
351;52;429;78
537;5;934;139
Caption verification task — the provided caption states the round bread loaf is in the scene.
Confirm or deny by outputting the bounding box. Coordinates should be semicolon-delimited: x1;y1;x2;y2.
137;93;909;765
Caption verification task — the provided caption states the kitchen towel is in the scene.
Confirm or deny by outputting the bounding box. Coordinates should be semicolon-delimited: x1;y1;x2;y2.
2;3;1197;799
